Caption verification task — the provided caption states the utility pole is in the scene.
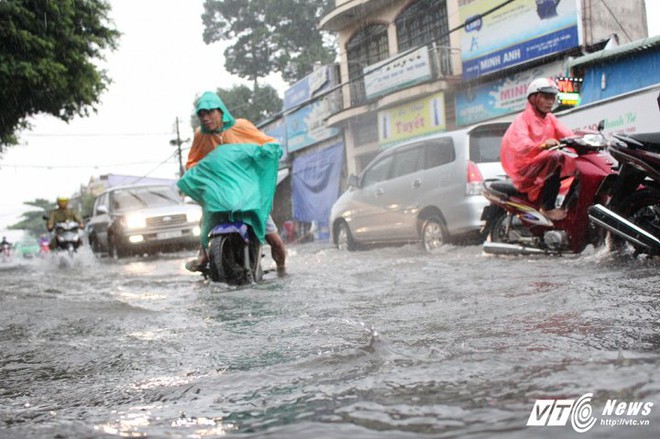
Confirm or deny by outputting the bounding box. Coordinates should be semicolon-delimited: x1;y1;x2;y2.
170;117;189;177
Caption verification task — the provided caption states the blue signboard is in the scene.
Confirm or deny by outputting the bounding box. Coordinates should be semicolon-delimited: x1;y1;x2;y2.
460;0;579;79
455;62;564;126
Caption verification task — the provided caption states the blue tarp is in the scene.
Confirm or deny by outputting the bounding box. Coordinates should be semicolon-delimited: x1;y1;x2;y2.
291;142;344;223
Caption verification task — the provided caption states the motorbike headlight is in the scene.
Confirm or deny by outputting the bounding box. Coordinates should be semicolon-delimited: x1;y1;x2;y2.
187;209;203;223
583;134;605;147
125;213;146;229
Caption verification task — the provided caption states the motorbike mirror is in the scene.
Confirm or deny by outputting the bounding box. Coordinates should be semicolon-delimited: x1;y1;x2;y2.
597;120;605;131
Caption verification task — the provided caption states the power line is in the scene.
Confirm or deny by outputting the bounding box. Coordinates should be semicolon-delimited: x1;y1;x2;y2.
125;149;182;185
21;132;172;138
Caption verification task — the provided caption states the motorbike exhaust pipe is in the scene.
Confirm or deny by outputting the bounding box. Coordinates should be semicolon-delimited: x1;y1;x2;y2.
589;204;660;253
483;242;548;255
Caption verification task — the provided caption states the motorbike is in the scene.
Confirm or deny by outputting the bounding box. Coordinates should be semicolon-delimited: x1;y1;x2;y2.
38;236;50;256
588;131;660;256
481;130;617;255
201;221;263;285
1;242;11;261
176;142;281;286
53;221;82;257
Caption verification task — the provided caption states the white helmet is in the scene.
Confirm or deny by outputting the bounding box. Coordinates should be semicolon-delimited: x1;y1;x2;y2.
527;77;559;98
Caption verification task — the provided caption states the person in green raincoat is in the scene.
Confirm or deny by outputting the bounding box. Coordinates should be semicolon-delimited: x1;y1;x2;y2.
181;91;286;276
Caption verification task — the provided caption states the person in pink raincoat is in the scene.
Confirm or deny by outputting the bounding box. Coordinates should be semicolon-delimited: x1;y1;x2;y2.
500;77;575;221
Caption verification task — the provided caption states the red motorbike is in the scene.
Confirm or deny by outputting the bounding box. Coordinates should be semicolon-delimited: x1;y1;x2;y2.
481;130;617;255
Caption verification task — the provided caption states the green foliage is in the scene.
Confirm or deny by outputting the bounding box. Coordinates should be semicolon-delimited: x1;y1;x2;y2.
8;198;53;236
190;84;283;131
0;0;120;151
201;0;336;84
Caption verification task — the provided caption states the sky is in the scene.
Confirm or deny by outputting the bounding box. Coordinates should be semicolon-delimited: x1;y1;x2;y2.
0;0;285;235
0;0;659;235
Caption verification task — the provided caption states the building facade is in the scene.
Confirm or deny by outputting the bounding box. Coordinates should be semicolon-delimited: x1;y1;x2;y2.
319;0;649;177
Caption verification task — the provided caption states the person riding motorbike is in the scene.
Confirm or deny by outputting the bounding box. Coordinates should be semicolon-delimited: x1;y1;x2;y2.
46;197;84;250
1;236;12;254
184;91;287;276
500;77;576;221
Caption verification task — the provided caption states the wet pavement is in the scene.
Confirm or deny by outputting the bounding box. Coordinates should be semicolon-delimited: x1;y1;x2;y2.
0;243;658;438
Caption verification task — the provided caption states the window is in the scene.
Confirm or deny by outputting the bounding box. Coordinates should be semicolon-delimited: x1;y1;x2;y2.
424;138;455;169
361;155;393;187
346;24;389;106
396;0;449;51
391;146;424;178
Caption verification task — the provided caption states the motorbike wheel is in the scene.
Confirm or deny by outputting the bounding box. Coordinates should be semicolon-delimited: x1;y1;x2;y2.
335;222;355;251
489;212;533;244
616;188;660;255
420;217;447;252
208;235;252;285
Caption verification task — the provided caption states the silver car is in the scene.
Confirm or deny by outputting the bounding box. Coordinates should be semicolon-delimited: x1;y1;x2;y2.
330;122;510;251
86;184;202;258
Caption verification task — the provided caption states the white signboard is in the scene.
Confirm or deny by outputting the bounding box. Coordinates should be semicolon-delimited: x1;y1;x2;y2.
364;46;432;100
558;86;660;135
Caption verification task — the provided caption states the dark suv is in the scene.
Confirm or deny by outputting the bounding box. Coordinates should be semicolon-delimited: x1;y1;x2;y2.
86;184;202;258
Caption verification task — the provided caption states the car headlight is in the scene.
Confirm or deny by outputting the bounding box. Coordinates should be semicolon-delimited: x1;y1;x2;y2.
125;213;146;229
187;209;203;223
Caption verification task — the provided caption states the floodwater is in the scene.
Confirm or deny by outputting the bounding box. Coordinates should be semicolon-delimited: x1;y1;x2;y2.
0;243;658;438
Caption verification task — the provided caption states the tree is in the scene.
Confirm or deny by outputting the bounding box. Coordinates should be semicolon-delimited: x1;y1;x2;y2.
8;198;52;236
201;0;336;85
0;0;119;151
190;84;283;131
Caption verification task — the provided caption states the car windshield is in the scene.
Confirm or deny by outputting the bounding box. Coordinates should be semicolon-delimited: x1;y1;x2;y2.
111;186;181;211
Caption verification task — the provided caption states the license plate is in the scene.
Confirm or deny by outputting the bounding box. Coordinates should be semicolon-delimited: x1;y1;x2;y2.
157;230;182;239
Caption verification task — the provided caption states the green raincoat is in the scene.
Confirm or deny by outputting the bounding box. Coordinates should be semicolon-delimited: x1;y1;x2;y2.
177;142;282;247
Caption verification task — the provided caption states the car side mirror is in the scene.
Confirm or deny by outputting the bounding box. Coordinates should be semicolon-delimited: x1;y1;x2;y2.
347;174;359;188
96;205;108;214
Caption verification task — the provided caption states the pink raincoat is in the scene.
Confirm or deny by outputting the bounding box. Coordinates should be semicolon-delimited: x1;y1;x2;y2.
500;103;575;201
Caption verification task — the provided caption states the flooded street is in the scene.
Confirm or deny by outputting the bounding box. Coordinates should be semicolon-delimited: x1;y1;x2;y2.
0;243;658;438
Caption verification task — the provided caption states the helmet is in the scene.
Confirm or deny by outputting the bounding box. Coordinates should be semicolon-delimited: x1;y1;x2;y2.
56;196;69;206
527;77;559;98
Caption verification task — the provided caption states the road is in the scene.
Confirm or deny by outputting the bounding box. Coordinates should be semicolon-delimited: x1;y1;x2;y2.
0;243;658;438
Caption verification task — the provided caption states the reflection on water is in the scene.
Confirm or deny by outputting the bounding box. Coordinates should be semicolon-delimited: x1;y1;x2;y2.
0;245;658;438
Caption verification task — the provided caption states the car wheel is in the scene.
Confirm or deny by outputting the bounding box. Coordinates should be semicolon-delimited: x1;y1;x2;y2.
336;222;355;251
421;217;447;252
